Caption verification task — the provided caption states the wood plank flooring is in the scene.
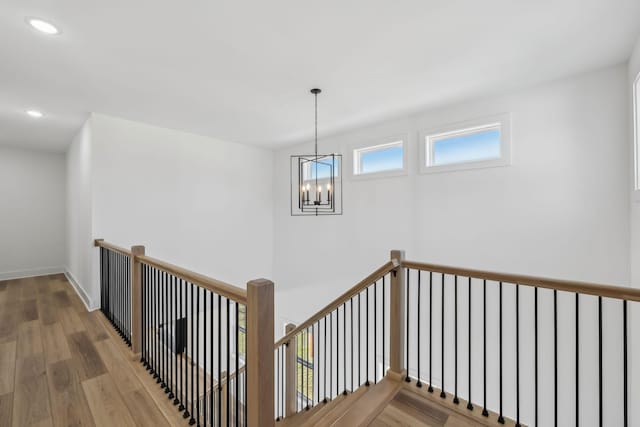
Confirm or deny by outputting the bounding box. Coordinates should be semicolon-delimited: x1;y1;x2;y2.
0;274;182;427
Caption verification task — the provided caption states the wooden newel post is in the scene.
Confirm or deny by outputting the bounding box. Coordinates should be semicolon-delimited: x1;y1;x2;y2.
247;279;275;427
130;245;145;354
389;250;406;378
284;323;297;417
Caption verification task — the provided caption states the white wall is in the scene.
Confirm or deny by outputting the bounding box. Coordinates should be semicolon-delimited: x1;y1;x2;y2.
0;147;66;279
274;64;630;323
65;120;95;307
89;113;274;293
273;64;631;426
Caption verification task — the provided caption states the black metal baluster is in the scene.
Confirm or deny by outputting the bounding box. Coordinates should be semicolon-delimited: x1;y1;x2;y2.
150;268;155;374
100;248;103;313
109;251;112;323
429;271;433;393
373;284;377;385
236;302;239;427
554;290;558;427
441;273;445;399
343;302;347;393
351;298;354;393
130;257;132;342
482;280;488;417
111;252;115;328
179;279;185;412
623;299;628;427
196;288;200;426
405;269;410;383
113;252;118;331
157;268;161;380
366;286;370;386
205;289;209;426
498;282;504;423
119;253;122;335
188;283;195;423
598;296;602;427
324;316;328;403
336;308;340;398
467;277;473;411
417;271;422;388
113;252;117;331
454;275;459;404
155;269;160;382
165;272;170;393
120;254;124;336
141;264;145;363
535;287;538;427
330;311;333;396
161;272;166;389
576;293;579;427
227;298;230;425
276;345;281;421
118;253;121;336
358;293;361;388
173;276;178;404
314;322;319;407
209;291;218;426
382;276;385;382
516;285;520;427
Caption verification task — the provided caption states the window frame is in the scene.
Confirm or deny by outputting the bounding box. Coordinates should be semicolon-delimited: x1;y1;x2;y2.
419;113;511;174
633;72;640;200
351;135;408;179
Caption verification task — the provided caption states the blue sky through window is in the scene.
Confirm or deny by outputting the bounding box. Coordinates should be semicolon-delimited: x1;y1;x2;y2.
359;145;403;174
432;128;500;165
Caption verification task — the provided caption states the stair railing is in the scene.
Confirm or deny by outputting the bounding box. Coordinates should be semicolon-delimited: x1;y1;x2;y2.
400;259;640;427
95;239;274;427
95;238;638;427
95;239;134;346
273;252;401;420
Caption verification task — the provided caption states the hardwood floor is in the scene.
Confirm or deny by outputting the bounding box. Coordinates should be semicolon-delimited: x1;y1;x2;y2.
0;274;180;427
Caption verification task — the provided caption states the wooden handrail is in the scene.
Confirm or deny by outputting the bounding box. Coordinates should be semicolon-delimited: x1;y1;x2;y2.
220;364;246;386
274;259;399;348
137;254;247;304
402;260;640;302
94;238;132;256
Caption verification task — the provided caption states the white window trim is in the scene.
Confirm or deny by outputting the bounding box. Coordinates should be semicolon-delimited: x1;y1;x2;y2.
350;135;408;180
633;72;640;202
419;113;512;174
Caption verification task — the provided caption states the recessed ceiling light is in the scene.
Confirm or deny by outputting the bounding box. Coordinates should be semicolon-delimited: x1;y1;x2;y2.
26;110;44;118
26;18;60;35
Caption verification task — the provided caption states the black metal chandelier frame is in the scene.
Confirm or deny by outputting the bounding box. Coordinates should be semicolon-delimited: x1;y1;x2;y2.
290;88;342;216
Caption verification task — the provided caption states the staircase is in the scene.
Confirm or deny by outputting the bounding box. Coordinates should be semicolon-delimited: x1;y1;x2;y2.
280;375;522;427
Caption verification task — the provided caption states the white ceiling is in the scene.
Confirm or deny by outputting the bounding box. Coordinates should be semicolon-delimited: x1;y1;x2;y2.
1;0;639;152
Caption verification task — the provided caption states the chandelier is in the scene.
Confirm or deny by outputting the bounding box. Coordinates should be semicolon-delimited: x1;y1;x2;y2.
290;89;342;216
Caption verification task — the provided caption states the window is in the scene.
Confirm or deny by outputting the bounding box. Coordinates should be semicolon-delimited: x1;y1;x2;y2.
296;329;313;402
420;114;511;174
634;73;640;194
353;139;405;176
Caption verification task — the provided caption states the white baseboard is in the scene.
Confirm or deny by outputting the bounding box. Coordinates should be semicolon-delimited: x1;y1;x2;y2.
64;268;99;312
0;266;64;281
